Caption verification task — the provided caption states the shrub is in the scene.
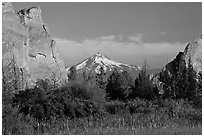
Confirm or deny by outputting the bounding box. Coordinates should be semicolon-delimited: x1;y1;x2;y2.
127;98;147;114
156;99;202;126
61;83;107;118
12;80;107;122
126;98;158;114
105;100;127;114
69;83;93;100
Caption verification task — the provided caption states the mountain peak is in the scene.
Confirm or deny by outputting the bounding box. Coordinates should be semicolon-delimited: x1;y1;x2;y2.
70;53;141;75
96;52;103;56
93;52;109;60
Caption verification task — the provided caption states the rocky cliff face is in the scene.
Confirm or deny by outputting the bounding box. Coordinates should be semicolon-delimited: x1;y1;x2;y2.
151;36;202;95
183;36;202;73
164;36;202;74
2;2;67;90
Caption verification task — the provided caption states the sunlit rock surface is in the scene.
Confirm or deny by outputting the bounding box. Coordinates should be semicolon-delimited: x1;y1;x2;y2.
183;36;202;73
2;2;67;90
164;36;202;74
151;36;202;95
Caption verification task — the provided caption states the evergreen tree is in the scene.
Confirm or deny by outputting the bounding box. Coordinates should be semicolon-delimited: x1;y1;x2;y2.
193;71;202;108
196;72;202;96
133;60;156;100
106;68;121;100
185;63;197;99
173;58;197;99
96;66;106;89
158;69;173;98
106;68;133;101
159;58;198;100
119;71;134;99
173;60;187;98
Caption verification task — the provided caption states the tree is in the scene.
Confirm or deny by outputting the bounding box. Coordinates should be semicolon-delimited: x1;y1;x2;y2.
36;78;52;93
184;63;197;99
159;58;198;100
196;72;202;96
106;69;121;100
158;69;173;98
96;66;107;89
132;60;156;100
173;60;188;98
193;71;202;108
106;68;133;101
170;58;198;100
119;71;134;99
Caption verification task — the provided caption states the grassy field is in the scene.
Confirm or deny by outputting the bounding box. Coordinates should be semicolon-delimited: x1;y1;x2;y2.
18;121;202;135
47;115;202;135
4;110;201;135
56;125;202;135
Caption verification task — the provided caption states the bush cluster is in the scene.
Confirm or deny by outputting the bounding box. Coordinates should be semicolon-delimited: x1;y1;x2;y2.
10;81;106;122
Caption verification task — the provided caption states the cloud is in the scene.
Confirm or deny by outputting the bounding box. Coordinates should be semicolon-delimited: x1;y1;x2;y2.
160;32;167;35
54;34;186;68
99;35;116;40
128;33;143;43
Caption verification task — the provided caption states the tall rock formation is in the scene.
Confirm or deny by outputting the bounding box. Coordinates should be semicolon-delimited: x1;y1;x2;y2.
183;36;202;73
164;36;202;74
2;2;67;91
151;36;202;95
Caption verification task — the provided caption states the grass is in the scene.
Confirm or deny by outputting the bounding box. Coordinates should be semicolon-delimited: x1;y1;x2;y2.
3;115;202;135
136;126;202;135
38;119;202;135
61;126;202;135
6;111;200;135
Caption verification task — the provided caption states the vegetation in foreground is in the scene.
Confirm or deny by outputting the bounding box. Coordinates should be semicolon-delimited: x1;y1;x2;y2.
2;61;202;135
2;95;202;135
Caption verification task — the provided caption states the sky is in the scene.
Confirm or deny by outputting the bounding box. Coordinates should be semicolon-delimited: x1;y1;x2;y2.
13;2;202;69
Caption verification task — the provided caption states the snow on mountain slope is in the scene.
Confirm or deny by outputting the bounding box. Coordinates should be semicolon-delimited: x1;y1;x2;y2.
67;53;141;75
76;59;88;70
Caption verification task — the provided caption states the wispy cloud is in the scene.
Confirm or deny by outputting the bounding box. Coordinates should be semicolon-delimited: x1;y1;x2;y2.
99;35;116;40
54;34;186;68
160;32;167;35
128;33;143;43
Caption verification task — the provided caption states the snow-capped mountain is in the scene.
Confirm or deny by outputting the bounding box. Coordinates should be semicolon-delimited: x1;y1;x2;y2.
67;53;141;75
